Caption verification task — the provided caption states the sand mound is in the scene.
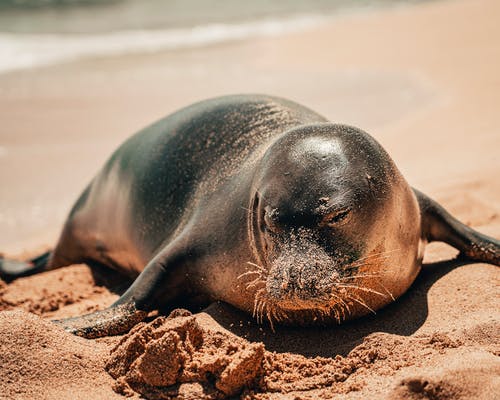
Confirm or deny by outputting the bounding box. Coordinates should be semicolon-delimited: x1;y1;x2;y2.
0;264;118;318
0;310;122;400
106;310;265;399
0;262;498;400
257;331;464;398
389;351;500;400
105;306;500;400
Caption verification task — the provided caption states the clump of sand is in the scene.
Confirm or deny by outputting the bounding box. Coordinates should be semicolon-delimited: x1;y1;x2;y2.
102;305;500;400
106;309;265;399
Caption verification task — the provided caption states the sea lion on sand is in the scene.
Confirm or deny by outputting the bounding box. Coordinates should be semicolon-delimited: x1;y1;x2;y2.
1;94;498;337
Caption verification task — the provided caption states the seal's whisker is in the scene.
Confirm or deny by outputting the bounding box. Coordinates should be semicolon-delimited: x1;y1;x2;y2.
255;300;261;323
274;307;285;323
253;288;267;324
335;305;344;323
339;303;347;322
276;307;287;323
273;308;281;323
358;248;401;261
246;282;265;291
246;277;265;290
269;306;279;323
256;300;263;324
329;293;350;312
344;249;401;269
340;273;381;281
260;299;267;324
329;305;340;323
253;288;264;318
376;281;396;301
265;304;276;332
336;283;388;298
256;299;262;324
260;297;268;324
246;261;266;272
329;293;351;319
333;298;348;321
345;258;385;270
319;306;328;321
331;303;343;323
237;270;261;280
345;293;376;315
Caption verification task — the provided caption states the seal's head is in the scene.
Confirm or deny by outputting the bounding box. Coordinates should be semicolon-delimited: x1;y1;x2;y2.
249;124;422;325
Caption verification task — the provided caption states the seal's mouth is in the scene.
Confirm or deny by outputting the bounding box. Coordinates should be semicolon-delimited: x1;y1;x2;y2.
248;246;392;328
265;236;341;301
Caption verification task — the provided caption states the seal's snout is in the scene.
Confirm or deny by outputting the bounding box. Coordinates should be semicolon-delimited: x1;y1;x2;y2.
267;263;321;301
268;263;339;301
265;236;341;305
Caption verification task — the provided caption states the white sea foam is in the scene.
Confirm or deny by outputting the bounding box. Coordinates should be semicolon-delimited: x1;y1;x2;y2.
0;15;329;74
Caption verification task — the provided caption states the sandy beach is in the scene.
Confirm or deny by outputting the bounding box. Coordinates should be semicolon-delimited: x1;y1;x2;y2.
1;0;499;398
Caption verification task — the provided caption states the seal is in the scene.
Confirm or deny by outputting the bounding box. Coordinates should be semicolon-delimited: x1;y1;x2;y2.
1;94;498;337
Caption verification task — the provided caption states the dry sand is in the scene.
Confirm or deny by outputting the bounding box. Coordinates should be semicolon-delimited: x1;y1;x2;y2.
1;0;499;398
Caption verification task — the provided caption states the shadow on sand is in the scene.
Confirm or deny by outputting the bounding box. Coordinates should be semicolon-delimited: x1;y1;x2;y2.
205;257;471;358
83;255;472;357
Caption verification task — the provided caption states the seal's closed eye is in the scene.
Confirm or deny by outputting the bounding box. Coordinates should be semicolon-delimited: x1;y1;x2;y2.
322;208;351;226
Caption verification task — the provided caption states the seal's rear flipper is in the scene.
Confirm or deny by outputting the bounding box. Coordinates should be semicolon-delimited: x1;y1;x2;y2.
0;251;51;282
414;189;500;266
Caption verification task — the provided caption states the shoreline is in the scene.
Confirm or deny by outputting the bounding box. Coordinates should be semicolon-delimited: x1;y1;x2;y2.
0;1;431;75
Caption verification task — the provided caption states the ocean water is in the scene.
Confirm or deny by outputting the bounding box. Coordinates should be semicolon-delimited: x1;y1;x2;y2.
0;0;428;73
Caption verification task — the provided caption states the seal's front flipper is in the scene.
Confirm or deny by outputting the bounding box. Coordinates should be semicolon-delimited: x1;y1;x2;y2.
54;240;190;338
415;189;500;266
53;303;148;338
0;251;51;282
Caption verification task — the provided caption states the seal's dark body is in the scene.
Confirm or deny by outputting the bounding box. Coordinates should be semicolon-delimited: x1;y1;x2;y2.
1;94;498;338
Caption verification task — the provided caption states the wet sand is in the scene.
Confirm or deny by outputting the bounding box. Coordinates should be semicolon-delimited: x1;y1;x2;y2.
1;0;499;398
